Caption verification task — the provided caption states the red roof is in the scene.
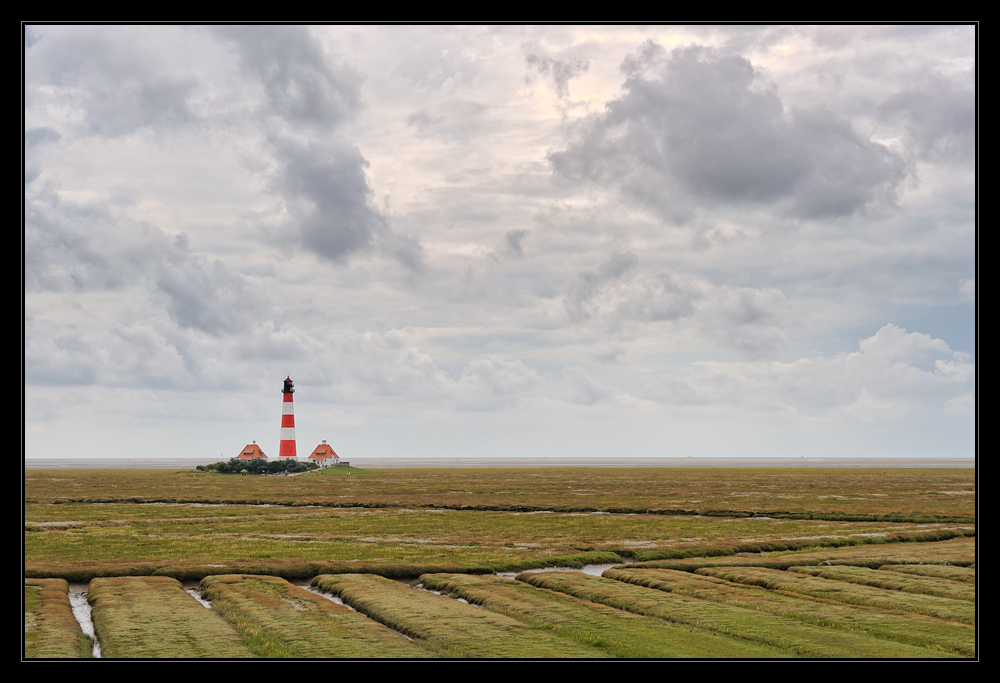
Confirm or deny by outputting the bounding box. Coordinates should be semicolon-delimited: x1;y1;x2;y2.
238;443;268;460
309;443;339;460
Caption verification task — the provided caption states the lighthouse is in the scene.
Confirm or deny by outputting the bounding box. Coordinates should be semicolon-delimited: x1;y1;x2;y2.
279;376;297;458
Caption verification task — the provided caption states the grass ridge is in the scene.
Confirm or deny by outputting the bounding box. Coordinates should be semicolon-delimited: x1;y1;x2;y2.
30;495;974;524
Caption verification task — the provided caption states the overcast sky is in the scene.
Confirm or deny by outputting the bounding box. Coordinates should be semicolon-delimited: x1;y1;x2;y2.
24;25;976;461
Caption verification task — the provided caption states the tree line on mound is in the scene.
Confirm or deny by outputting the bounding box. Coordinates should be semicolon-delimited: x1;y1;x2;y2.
197;458;319;474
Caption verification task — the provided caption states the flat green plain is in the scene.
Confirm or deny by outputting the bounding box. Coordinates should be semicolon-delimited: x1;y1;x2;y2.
24;466;976;658
25;466;974;580
25;466;974;519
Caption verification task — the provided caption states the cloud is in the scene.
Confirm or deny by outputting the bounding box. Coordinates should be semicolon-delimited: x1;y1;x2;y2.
829;387;914;422
456;357;540;410
857;322;953;369
565;248;700;327
25;187;138;293
23;27;974;461
26;315;201;391
563;366;614;405
676;324;974;420
154;254;271;335
264;133;424;270
524;44;589;99
958;278;975;303
24;126;60;148
209;26;423;270
24;25;41;48
269;133;388;262
26;27;198;137
562;248;788;359
878;72;975;163
214;25;362;128
380;231;426;273
710;287;789;359
550;41;908;222
342;326;452;398
25;176;271;336
406;110;442;132
943;393;974;417
26;26;422;275
25;171;273;341
302;326;539;410
404;100;488;140
503;229;528;258
489;229;529;264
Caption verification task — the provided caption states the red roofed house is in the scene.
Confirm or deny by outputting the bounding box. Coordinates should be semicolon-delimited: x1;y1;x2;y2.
309;440;339;468
238;441;268;460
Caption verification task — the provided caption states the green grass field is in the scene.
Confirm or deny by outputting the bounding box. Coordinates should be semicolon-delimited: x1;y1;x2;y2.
602;566;974;657
88;576;253;658
24;579;93;658
696;566;974;625
24;466;976;658
418;572;781;657
787;565;975;601
199;574;431;658
879;564;976;583
25;467;974;580
517;570;958;657
313;573;610;657
25;466;974;521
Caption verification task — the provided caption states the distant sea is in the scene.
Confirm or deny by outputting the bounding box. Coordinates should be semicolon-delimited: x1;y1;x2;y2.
24;457;974;469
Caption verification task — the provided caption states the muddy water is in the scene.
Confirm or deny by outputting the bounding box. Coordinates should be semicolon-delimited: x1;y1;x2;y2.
182;581;213;608
56;568;627;660
67;583;101;658
413;584;469;603
298;584;354;610
497;560;633;579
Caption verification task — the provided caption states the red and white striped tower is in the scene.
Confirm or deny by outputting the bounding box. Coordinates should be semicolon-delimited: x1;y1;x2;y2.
279;376;297;458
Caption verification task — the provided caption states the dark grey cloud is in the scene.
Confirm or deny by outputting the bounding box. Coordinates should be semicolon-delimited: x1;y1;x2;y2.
26;177;270;336
712;287;789;359
550;42;908;222
524;44;589;98
503;229;528;258
380;231;425;274
266;133;423;270
269;133;391;263
24;26;420;278
24;127;61;147
25;190;127;292
878;73;975;163
214;25;362;128
210;26;422;269
26;28;197;137
154;253;270;335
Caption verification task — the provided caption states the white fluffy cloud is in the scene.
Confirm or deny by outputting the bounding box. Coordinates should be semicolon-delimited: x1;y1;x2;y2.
671;324;973;421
